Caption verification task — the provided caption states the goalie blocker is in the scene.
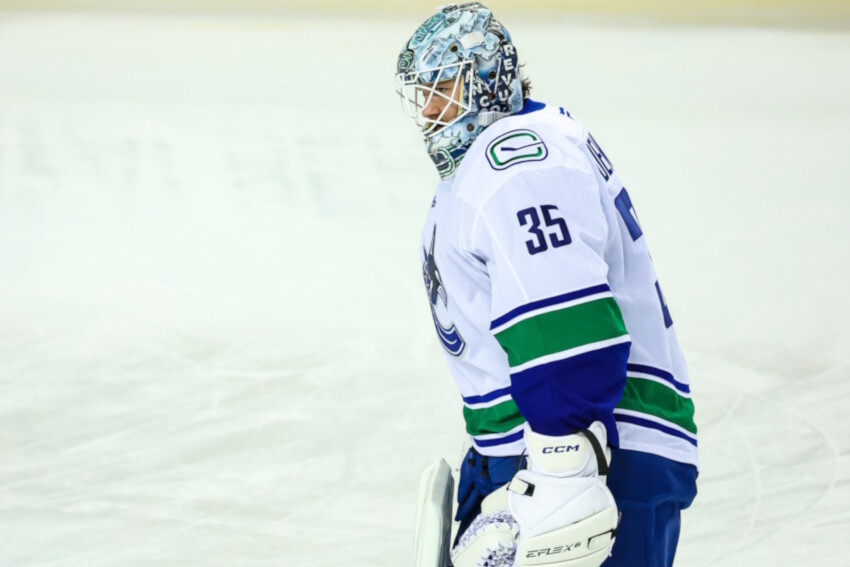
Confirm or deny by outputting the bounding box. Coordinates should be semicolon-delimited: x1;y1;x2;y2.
507;422;617;567
414;422;618;567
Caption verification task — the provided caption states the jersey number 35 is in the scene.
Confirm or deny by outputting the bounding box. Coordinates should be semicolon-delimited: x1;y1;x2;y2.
517;204;572;255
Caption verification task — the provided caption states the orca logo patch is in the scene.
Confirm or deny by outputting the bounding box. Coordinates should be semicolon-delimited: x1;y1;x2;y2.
423;226;466;357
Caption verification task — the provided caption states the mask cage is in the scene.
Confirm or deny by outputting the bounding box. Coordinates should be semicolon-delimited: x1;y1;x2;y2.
395;60;474;138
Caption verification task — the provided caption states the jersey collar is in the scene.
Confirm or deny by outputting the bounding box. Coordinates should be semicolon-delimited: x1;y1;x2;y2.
515;98;546;116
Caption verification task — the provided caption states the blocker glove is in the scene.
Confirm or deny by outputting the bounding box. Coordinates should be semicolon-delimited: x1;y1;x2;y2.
507;421;618;567
451;422;618;567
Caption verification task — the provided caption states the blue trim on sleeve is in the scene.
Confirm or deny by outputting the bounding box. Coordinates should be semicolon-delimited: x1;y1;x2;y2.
462;386;512;406
510;341;630;444
626;363;690;394
490;283;611;330
615;413;698;446
515;99;546;115
473;429;525;447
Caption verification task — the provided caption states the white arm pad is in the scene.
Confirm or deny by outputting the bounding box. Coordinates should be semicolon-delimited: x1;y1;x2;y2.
508;422;618;567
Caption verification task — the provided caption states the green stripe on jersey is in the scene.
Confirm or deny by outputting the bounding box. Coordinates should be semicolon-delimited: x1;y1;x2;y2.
617;377;697;435
463;399;525;437
494;297;628;368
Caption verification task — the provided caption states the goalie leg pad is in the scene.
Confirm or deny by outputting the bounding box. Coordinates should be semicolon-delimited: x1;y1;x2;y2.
413;458;455;567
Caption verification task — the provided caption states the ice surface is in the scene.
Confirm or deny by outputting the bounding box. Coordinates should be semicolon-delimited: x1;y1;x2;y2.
0;11;849;566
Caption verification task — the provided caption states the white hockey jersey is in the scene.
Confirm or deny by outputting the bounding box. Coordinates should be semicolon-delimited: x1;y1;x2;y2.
420;100;697;467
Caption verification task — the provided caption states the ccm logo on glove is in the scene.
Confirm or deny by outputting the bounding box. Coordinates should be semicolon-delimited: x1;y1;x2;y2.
541;445;580;454
526;542;582;558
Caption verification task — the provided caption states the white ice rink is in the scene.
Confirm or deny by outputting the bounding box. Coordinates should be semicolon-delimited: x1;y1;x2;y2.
1;10;849;566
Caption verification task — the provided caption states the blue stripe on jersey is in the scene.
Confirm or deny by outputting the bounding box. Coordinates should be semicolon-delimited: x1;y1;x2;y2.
463;386;512;406
474;429;524;447
510;341;630;443
626;363;690;394
490;283;612;330
615;413;698;446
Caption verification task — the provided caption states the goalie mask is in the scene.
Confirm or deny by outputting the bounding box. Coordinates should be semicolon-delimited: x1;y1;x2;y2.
395;3;524;179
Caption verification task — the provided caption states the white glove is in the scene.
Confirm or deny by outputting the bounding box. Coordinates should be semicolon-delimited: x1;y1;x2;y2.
507;422;618;567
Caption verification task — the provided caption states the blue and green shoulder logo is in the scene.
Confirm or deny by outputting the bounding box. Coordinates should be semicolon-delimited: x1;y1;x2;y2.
486;129;548;171
423;226;466;357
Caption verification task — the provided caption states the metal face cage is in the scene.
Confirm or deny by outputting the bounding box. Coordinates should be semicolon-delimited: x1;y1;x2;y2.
395;60;474;138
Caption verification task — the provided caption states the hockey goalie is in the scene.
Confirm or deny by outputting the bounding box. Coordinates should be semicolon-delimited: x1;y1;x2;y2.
398;4;699;567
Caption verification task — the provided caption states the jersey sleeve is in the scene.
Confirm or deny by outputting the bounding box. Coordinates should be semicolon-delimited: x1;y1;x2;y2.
466;155;630;441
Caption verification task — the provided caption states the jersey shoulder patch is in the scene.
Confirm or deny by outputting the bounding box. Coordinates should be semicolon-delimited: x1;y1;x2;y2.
485;128;549;171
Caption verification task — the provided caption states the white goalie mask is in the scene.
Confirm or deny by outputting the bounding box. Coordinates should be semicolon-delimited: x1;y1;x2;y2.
395;3;525;179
